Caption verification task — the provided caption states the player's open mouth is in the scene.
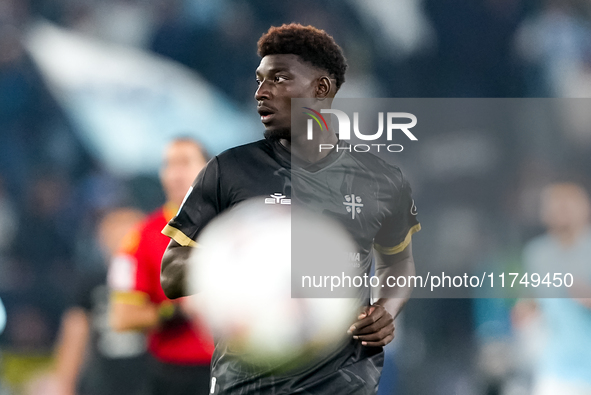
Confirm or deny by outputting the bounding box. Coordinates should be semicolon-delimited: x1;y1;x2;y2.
257;107;275;123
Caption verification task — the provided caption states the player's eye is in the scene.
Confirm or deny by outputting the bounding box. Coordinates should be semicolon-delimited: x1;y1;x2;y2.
274;75;287;83
255;78;262;85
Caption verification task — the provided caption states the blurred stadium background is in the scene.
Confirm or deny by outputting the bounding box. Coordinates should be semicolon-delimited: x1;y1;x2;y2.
1;0;591;394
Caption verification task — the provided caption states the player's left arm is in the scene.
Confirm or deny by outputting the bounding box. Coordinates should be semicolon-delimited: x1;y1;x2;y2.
374;239;415;316
161;157;221;299
52;307;90;395
161;239;193;299
348;241;415;347
350;168;419;347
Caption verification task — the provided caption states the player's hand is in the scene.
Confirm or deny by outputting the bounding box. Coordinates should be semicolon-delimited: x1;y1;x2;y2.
347;304;395;347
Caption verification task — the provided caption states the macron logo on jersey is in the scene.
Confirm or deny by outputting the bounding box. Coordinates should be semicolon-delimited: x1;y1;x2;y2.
265;193;291;205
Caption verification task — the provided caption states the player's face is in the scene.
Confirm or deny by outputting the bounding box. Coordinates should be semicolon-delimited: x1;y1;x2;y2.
541;185;591;231
161;142;207;206
98;209;144;259
255;54;323;140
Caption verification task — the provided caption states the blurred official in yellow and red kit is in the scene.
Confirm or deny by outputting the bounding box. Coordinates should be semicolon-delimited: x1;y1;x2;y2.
108;138;214;394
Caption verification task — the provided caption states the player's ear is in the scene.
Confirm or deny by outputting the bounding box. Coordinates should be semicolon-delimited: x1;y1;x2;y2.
316;76;332;100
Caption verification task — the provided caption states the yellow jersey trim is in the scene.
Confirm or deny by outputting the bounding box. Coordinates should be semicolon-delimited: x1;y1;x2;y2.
161;224;197;247
374;223;421;255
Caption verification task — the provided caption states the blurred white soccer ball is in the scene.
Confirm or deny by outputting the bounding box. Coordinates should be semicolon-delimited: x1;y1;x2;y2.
187;199;358;367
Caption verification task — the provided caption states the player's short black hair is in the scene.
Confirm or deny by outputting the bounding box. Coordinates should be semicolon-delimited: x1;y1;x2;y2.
257;23;348;90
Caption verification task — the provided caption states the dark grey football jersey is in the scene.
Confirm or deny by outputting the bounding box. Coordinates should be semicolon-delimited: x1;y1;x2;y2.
163;138;420;395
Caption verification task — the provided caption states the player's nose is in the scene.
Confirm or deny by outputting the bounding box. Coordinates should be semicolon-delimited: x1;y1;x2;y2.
255;80;271;101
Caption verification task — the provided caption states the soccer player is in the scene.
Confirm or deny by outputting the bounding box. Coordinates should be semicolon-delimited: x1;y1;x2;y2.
514;183;591;395
161;24;420;394
53;208;147;395
109;138;214;395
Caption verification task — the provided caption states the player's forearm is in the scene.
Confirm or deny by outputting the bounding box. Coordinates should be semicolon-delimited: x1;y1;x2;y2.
372;297;408;321
374;264;413;319
161;240;191;299
54;308;89;391
110;302;159;331
374;243;415;318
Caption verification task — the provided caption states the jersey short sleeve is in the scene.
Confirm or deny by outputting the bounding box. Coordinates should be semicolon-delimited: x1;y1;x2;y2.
373;173;420;255
162;157;222;246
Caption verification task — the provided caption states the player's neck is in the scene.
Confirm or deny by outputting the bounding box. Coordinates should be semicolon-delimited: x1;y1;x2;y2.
280;131;338;164
280;117;338;164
